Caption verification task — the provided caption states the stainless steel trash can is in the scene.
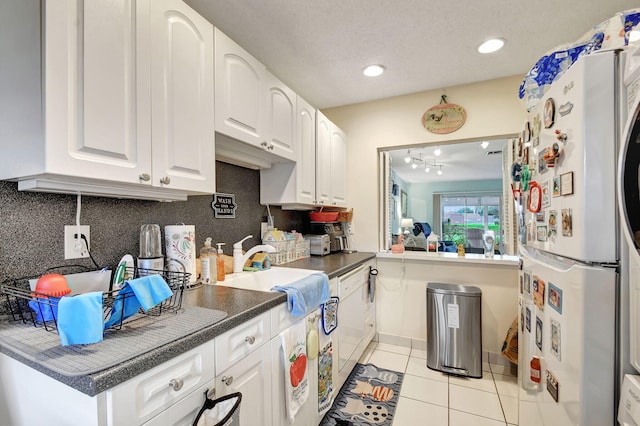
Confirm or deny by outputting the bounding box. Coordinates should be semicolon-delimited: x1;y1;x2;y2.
426;283;482;378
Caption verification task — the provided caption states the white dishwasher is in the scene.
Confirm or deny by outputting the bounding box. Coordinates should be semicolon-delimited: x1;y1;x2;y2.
337;264;366;385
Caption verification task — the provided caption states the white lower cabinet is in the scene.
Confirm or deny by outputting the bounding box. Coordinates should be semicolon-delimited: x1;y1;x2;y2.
215;342;272;426
0;264;376;426
106;340;215;426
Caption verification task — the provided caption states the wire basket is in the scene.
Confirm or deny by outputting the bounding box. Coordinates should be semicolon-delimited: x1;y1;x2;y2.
337;208;353;223
0;267;189;334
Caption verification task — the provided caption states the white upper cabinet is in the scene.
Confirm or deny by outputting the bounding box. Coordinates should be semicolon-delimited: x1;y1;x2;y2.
316;111;347;208
46;0;152;183
214;28;266;148
214;28;296;168
264;73;297;161
0;0;214;201
296;96;317;204
330;125;347;207
260;95;316;207
315;111;333;206
149;0;215;193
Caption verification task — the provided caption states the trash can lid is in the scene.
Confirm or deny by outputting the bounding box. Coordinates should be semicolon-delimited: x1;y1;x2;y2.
427;282;482;296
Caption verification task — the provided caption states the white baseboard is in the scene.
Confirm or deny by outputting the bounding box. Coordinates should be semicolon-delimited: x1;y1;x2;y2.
376;331;515;368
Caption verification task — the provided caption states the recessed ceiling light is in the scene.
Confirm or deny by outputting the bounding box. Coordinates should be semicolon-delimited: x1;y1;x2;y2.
630;30;640;43
363;65;385;77
478;38;505;54
481;141;489;149
411;162;418;169
437;169;443;176
434;147;441;156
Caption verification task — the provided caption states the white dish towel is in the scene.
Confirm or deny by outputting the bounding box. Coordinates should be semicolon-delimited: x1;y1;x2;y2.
280;320;309;423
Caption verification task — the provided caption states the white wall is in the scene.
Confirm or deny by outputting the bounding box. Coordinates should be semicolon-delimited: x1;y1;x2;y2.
323;75;528;252
375;256;518;355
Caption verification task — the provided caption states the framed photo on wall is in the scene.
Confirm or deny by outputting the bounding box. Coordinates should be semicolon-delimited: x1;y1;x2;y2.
401;190;408;217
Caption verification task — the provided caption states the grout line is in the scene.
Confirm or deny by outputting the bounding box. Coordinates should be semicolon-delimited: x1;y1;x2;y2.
449;407;510;425
447;373;451;425
491;370;511;424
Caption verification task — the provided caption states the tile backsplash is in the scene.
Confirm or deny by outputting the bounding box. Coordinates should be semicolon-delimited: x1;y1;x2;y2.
0;161;307;280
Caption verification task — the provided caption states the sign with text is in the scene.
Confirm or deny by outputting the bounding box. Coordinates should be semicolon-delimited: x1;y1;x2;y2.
211;193;237;218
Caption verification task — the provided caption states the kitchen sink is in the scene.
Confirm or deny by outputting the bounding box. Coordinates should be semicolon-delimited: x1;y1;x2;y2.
216;267;319;292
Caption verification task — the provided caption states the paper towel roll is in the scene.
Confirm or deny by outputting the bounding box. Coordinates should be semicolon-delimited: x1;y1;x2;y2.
165;225;196;284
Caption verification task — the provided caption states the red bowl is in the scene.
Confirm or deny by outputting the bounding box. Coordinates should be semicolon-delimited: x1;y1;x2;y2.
309;211;339;222
35;273;71;297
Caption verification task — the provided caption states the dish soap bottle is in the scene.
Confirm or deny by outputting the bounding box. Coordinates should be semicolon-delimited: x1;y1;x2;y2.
216;243;226;282
200;238;214;284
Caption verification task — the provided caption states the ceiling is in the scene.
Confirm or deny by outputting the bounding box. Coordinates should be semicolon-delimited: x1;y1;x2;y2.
389;139;508;184
185;1;637;109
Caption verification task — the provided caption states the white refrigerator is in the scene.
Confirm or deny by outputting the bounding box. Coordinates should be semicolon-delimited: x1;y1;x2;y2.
515;49;622;426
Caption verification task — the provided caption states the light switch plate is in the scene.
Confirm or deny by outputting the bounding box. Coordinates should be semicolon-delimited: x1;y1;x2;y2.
64;225;90;259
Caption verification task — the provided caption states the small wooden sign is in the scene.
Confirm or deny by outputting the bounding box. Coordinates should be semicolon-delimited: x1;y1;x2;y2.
211;193;237;218
422;95;467;134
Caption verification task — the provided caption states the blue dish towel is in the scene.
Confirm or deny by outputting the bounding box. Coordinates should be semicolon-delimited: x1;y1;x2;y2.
272;273;330;317
57;292;104;346
28;297;60;322
104;275;173;329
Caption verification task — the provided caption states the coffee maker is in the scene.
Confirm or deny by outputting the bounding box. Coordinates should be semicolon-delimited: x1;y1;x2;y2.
309;222;354;253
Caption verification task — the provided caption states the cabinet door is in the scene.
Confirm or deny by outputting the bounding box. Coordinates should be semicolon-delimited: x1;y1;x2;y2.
45;0;151;183
216;343;272;426
330;125;347;207
315;111;332;206
296;96;317;204
265;73;297;161
214;28;266;148
149;0;215;193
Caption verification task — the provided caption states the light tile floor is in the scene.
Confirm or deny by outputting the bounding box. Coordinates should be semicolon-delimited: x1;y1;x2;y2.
358;341;518;425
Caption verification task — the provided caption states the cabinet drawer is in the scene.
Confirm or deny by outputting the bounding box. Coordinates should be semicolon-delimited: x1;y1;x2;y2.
339;264;365;298
143;380;215;426
106;340;215;426
215;311;270;373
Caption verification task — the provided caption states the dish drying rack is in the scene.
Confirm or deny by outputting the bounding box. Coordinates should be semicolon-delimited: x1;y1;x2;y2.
0;267;189;334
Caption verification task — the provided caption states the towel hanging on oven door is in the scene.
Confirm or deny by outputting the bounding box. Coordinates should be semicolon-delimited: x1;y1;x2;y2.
369;267;378;303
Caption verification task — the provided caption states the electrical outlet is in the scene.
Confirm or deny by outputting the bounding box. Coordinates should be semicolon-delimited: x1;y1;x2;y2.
64;225;90;259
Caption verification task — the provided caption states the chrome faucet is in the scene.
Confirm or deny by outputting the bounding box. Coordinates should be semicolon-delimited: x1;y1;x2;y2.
233;235;277;273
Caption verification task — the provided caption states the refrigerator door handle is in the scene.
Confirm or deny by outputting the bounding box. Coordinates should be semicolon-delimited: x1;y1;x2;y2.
519;245;575;272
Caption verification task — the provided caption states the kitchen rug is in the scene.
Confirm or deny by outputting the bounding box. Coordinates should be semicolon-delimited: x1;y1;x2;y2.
319;363;404;426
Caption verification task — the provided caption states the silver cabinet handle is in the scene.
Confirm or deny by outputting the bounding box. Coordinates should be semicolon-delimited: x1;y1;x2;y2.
160;176;171;185
222;375;233;386
169;378;184;391
139;173;151;182
245;335;256;345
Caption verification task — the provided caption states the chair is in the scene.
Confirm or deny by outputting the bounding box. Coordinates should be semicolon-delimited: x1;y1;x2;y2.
465;229;484;249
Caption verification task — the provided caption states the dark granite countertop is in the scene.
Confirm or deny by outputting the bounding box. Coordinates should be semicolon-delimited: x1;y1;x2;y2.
0;252;374;397
281;251;376;277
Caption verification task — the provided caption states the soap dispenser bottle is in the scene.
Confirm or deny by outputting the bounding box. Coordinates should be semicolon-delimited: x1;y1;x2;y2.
200;238;215;284
216;243;226;282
